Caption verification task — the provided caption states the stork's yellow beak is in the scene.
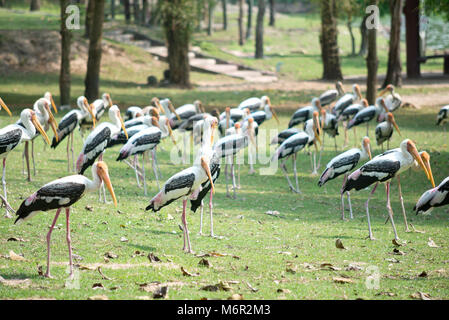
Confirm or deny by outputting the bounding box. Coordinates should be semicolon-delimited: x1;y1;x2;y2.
201;156;215;194
0;98;12;117
31;113;51;145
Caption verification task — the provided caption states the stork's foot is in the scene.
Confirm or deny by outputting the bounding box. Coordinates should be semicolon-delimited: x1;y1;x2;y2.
404;228;412;233
410;223;425;233
211;234;224;239
183;248;195;254
44;272;55;279
366;235;376;241
0;195;15;218
311;171;318;177
289;186;301;194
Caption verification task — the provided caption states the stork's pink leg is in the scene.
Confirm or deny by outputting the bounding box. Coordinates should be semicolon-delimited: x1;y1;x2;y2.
66;134;70;172
24;141;31;182
45;208;62;278
386;181;399;240
2;158;11;218
71;132;75;172
198;200;204;235
31;140;36;176
347;192;353;219
65;207;74;278
365;182;378;240
181;198;193;253
209;190;218;238
397;175;410;232
340;174;348;220
151;149;160;189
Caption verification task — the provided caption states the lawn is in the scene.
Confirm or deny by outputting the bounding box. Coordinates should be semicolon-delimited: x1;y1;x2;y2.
0;105;448;300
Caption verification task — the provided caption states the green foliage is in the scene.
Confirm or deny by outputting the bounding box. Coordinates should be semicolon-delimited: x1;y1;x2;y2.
159;0;196;36
424;0;449;21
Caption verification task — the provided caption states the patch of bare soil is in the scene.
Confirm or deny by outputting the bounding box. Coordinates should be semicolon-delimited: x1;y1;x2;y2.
0;30;132;76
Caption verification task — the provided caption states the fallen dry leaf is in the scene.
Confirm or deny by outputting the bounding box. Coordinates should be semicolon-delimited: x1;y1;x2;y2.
277;288;291;294
92;283;105;290
427;238;440;248
167;214;174;220
85;205;93;212
0;277;31;288
180;266;199;277
410;292;431;300
418;271;428;278
333;277;354;284
320;263;341;271
8;250;26;261
392;248;405;255
97;267;113;280
104;252;118;259
245;281;258;292
392;239;403;247
376;291;396;297
385;258;400;263
228;294;244;300
345;264;362;271
198;258;212;268
7;237;28;242
265;210;280;217
335;239;346;249
286;265;297;274
77;264;96;271
148;252;161;263
153;286;168;299
120;237;128;242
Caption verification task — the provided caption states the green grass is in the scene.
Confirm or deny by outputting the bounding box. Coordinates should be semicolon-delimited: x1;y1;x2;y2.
0;105;449;300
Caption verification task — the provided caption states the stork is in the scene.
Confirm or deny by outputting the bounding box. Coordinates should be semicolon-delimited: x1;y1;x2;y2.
272;111;321;193
332;84;362;118
218;107;235;137
414;175;449;214
342;139;434;240
347;98;389;136
146;117;218;253
237;96;271;113
79;93;112;137
247;100;279;126
43;92;59;115
318;137;372;220
375;112;401;151
338;99;369;146
0;109;51;217
271;128;301;145
117;124;163;195
51;96;96;172
319;81;344;107
378;84;402;114
14;161;117;278
288;98;322;129
436;105;449;127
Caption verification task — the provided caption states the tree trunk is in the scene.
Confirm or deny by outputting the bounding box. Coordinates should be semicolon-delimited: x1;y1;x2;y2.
110;0;115;20
84;0;105;101
358;14;368;56
238;0;244;45
84;0;95;39
124;0;131;24
30;0;40;11
142;0;148;25
207;0;214;36
221;0;227;30
246;0;252;39
255;0;265;59
269;0;275;26
133;0;140;24
383;0;403;88
347;14;356;56
366;0;379;105
162;0;191;87
319;0;342;80
0;0;5;7
60;0;71;106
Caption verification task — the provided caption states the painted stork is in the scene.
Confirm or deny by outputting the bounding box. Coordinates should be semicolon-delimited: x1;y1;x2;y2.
272;111;321;193
0;98;12;117
218;107;234;137
288;98;322;129
341;139;434;240
169;100;204;130
79;93;112;137
332;84;362;118
219;107;245;126
117;124;163;195
20;97;59;179
109;116;159;147
146;117;218;253
347;98;389;136
124;109;160;129
51;96;96;172
319;81;344;107
414;175;449;214
375;112;401;151
214;118;256;198
271;128;301;145
14;161;117;278
338;99;369;146
379;84;402;113
318;137;372;220
76;105;128;205
436;105;449;126
237;96;271;113
43;92;59;115
247;100;279;126
0;109;50;217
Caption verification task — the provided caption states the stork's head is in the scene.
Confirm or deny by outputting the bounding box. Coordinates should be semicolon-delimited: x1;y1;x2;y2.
361;99;369;108
151;97;164;114
362;136;372;160
0;97;12;117
387;113;401;136
194;100;204;113
149;107;160;120
44;92;58;114
312;97;322;111
94;161;117;207
23;109;51;145
336;81;344;95
353;84;362;100
110;105;128;139
42;99;59;142
404;140;432;186
103;93;113;107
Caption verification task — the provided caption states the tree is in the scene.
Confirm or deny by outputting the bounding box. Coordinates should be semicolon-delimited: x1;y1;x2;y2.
110;0;115;20
383;0;403;88
30;0;40;11
338;0;361;56
221;0;227;30
60;0;72;106
207;0;215;36
160;0;194;87
84;0;95;38
84;0;105;100
133;0;140;24
124;0;131;24
255;0;266;59
366;0;378;105
319;0;342;80
238;0;244;45
268;0;275;26
142;0;149;25
245;0;253;40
